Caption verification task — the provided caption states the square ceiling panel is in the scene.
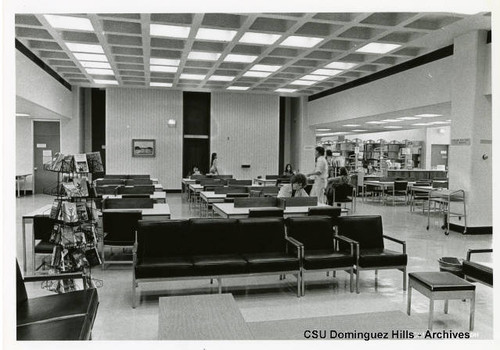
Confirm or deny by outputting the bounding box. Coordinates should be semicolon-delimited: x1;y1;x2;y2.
15;14;42;26
338;26;385;40
405;14;463;30
295;22;343;37
150;13;194;25
250;17;297;33
102;20;142;35
379;31;426;44
361;13;416;26
202;13;247;30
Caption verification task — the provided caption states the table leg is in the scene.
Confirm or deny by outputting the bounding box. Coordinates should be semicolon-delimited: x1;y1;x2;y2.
470;294;475;331
444;299;449;314
407;284;412;315
22;218;27;273
428;299;434;330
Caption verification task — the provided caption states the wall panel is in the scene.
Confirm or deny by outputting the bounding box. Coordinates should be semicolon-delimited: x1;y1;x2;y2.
106;88;183;189
211;92;279;179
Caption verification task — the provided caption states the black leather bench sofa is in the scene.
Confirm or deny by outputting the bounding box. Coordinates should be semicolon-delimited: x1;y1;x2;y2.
16;262;99;340
133;217;302;307
462;249;493;287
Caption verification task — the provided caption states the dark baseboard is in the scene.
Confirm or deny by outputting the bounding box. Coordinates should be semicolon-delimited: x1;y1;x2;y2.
165;189;182;193
449;223;492;235
16;190;33;197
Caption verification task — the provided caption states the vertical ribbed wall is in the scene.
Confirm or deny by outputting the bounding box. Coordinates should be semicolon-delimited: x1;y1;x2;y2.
211;92;279;179
106;88;183;189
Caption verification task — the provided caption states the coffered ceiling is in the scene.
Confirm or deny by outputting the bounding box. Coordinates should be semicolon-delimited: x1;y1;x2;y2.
15;12;491;96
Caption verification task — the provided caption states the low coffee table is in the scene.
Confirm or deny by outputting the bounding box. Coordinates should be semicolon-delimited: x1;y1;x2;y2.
158;293;252;340
407;272;476;331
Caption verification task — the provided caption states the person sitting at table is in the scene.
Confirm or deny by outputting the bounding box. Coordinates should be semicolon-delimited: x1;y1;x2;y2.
191;166;201;176
283;163;295;177
277;173;309;198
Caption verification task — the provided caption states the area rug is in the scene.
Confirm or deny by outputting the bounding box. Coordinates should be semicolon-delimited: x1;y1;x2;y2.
248;311;446;340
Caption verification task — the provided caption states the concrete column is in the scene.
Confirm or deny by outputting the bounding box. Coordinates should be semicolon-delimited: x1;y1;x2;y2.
290;96;316;175
448;30;491;231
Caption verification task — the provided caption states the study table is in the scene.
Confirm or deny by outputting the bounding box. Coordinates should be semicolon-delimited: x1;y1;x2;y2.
213;202;337;219
16;174;32;197
102;191;166;203
253;178;277;186
21;203;170;274
363;180;416;205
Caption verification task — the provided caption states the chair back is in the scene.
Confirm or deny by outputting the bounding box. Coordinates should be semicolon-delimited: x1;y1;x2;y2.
125;179;153;186
285;216;334;250
415;181;431;186
248;208;284;217
189;218;240;255
333;184;353;203
95;186;119;195
394;181;408;191
238;218;286;253
308;207;342;225
96;179;125;186
249;190;262;197
226;192;249;198
265;175;279;180
337;215;384;250
128;175;150;179
16;261;28;306
227;179;252;186
136;220;190;260
276;177;291;185
104;174;126;179
103;210;142;245
103;198;154;209
118;185;155;195
261;186;280;196
432;180;448;189
204;185;224;191
33;215;55;241
234;197;277;208
198;179;223;186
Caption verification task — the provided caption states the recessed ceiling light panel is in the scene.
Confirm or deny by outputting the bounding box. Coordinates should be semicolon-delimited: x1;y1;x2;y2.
242;71;271;78
224;54;258;63
316;128;331;131
343;124;361;127
94;79;118;85
150;24;190;38
279;35;323;48
383;126;403;129
251;64;281;72
44;15;94;31
415;113;443;118
366;121;388;124
227;86;249;91
150;82;173;87
351;129;368;132
180;74;206;80
325;62;358;69
311;69;342;76
196;28;237;42
187;51;221;61
290;80;315;86
150;65;178;73
356;42;401;54
80;61;111;69
73;53;108;62
208;75;235;81
302;74;329;81
398;116;420;120
239;32;281;45
382;119;400;122
275;88;297;93
86;68;114;75
150;58;180;66
65;42;104;54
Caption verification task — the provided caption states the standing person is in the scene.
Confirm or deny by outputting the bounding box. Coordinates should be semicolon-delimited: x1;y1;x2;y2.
277;173;309;198
307;146;329;203
325;149;334;178
209;153;219;175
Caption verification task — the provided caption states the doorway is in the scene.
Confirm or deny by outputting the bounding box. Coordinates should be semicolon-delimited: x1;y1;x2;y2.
430;144;448;169
33;121;60;194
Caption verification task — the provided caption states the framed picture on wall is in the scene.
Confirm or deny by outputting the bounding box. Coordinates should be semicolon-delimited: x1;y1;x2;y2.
132;139;156;157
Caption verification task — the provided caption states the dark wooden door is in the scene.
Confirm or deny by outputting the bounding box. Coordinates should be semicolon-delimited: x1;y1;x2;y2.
183;138;210;177
33;121;60;193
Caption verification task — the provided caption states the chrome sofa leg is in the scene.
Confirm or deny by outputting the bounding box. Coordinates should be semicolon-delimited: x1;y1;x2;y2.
349;267;354;293
356;269;360;294
217;278;222;293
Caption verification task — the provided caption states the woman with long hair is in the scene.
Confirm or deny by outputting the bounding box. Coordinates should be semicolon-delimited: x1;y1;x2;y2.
209;152;219;175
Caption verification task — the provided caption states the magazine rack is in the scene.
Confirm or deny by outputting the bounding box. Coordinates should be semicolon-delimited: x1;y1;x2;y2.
42;153;104;293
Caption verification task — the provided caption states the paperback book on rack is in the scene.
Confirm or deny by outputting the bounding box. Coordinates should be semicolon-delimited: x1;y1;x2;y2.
86;152;104;173
74;154;89;173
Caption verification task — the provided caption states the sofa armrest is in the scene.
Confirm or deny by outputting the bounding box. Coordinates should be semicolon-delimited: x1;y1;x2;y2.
285;236;303;259
467;248;492;261
383;235;406;254
333;235;355;256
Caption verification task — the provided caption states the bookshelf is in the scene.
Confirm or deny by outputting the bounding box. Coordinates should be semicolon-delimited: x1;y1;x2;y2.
42;152;104;293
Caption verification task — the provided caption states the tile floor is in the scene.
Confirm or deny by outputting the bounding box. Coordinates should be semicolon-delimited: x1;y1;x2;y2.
15;193;493;340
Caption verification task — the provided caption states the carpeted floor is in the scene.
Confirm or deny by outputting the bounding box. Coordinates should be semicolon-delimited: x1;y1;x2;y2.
247;310;469;340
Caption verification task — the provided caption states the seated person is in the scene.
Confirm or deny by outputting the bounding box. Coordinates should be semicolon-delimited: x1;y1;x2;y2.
188;166;201;177
327;166;351;187
282;163;295;177
277;173;309;198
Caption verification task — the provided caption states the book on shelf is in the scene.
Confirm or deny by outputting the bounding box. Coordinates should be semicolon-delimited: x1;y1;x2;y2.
71;250;86;269
84;247;102;266
44;153;65;171
51;245;62;267
61;202;78;223
75;202;89;221
85;201;98;221
61;226;75;246
74;154;89;173
49;200;62;220
50;223;62;243
62;182;82;198
74;177;90;197
86;152;104;173
73;230;87;245
61;155;75;172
